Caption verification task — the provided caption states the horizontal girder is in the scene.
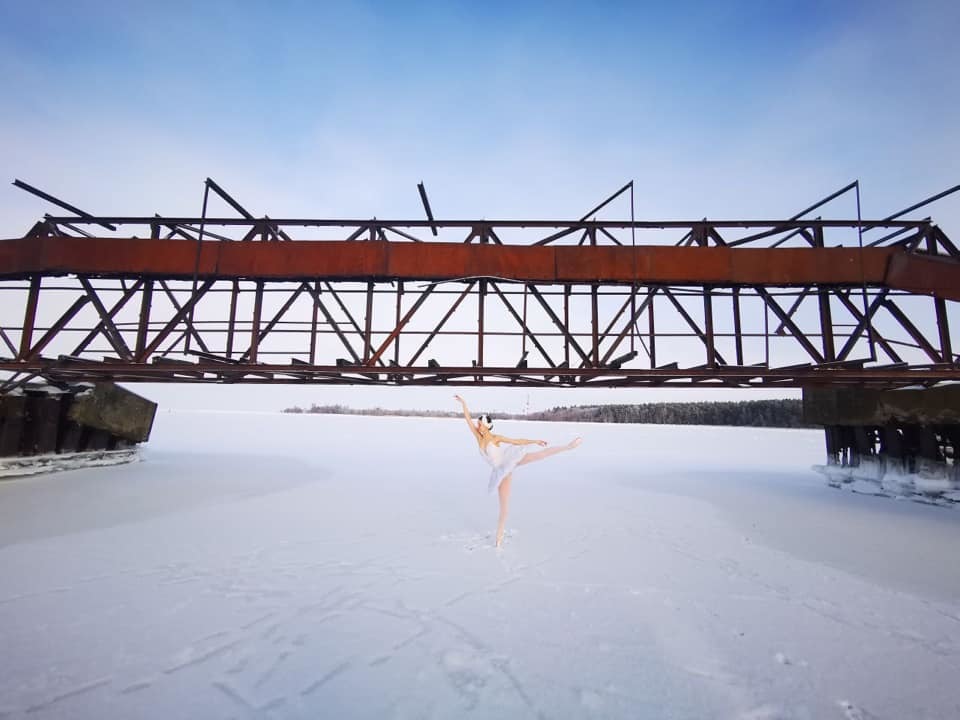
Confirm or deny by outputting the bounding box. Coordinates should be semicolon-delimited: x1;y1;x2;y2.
0;235;907;286
2;212;957;390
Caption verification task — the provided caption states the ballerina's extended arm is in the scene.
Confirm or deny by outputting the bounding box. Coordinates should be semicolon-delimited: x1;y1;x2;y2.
454;395;481;441
493;435;547;447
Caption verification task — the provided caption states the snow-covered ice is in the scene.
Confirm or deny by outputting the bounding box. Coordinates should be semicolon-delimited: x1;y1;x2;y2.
1;411;959;719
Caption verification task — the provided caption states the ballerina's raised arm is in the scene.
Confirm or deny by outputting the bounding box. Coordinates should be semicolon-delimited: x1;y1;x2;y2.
454;394;481;442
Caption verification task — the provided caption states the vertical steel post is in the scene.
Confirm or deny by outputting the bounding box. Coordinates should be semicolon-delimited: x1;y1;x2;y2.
363;281;374;363
648;288;656;368
814;226;836;362
187;182;210;353
588;228;599;367
478;279;486;368
250;280;263;363
703;287;716;367
135;279;154;359
732;287;744;366
18;276;41;360
394;280;403;366
854;181;875;360
309;280;320;365
927;230;954;363
226;280;239;358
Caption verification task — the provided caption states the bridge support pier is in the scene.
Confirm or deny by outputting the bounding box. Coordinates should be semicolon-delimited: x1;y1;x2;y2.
0;383;156;478
803;386;960;505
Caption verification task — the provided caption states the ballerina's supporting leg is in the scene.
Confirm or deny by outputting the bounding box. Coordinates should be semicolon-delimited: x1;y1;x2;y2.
496;474;513;548
516;437;582;466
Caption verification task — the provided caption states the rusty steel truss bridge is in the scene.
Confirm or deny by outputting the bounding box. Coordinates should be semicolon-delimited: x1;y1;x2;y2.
1;179;959;391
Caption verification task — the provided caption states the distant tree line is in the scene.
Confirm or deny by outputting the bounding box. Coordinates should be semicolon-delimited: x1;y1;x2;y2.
283;399;812;428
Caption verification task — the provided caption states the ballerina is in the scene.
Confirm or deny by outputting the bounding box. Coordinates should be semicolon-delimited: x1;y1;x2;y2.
454;394;581;548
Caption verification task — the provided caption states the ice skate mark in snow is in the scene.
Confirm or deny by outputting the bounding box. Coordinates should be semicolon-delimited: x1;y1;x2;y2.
76;572;115;585
300;660;353;696
163;639;243;674
160;575;203;586
439;530;512;551
294;584;346;614
434;617;489;651
444;576;521;608
369;654;392;667
438;649;490;710
119;678;155;694
738;705;788;720
24;677;111;714
839;700;879;720
359;604;410;620
255;650;291;688
491;657;547;720
392;626;430;652
259;621;282;640
259;696;287;713
0;586;71;606
226;655;250;675
240;611;278;631
212;680;256;713
682;664;739;686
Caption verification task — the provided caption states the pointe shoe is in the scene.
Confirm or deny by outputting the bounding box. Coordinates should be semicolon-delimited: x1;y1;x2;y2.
568;437;582;449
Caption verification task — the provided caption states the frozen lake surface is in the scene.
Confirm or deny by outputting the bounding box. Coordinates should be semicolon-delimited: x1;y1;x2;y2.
1;411;959;719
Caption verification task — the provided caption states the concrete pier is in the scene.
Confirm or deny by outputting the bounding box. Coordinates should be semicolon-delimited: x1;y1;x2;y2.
0;383;156;474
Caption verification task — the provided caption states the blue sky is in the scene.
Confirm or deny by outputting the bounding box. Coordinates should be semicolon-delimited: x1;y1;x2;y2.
1;1;958;411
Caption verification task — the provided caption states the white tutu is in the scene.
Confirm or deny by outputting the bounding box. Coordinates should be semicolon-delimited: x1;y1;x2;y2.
480;441;528;493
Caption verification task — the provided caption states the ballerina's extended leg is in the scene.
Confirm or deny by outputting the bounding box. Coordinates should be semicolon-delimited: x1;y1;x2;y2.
517;437;582;466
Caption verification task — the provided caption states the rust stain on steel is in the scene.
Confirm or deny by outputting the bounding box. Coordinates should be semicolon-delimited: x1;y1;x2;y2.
885;252;960;301
0;235;922;288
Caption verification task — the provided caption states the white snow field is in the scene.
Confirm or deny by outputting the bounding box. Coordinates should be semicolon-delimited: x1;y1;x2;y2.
1;411;959;720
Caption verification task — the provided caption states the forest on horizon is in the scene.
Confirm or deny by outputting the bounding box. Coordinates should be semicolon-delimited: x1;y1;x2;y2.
283;399;813;429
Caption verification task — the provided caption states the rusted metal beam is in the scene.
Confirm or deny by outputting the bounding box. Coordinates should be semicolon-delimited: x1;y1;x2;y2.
302;283;362;364
417;182;438;237
303;282;318;365
598;288;658;367
527;284;592;366
135;280;153;359
78;277;133;360
72;280;144;356
703;287;716;367
881;299;942;363
662;287;728;366
366;285;435;367
137;279;215;361
6;360;959;385
407;282;475;367
489;282;557;369
0;328;17;356
249;281;264;363
885;250;960;301
240;283;305;363
2;237;918;289
23;296;89;360
158;280;209;354
755;288;825;364
13;179;117;231
18;276;41;359
835;291;898;362
732;287;743;366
